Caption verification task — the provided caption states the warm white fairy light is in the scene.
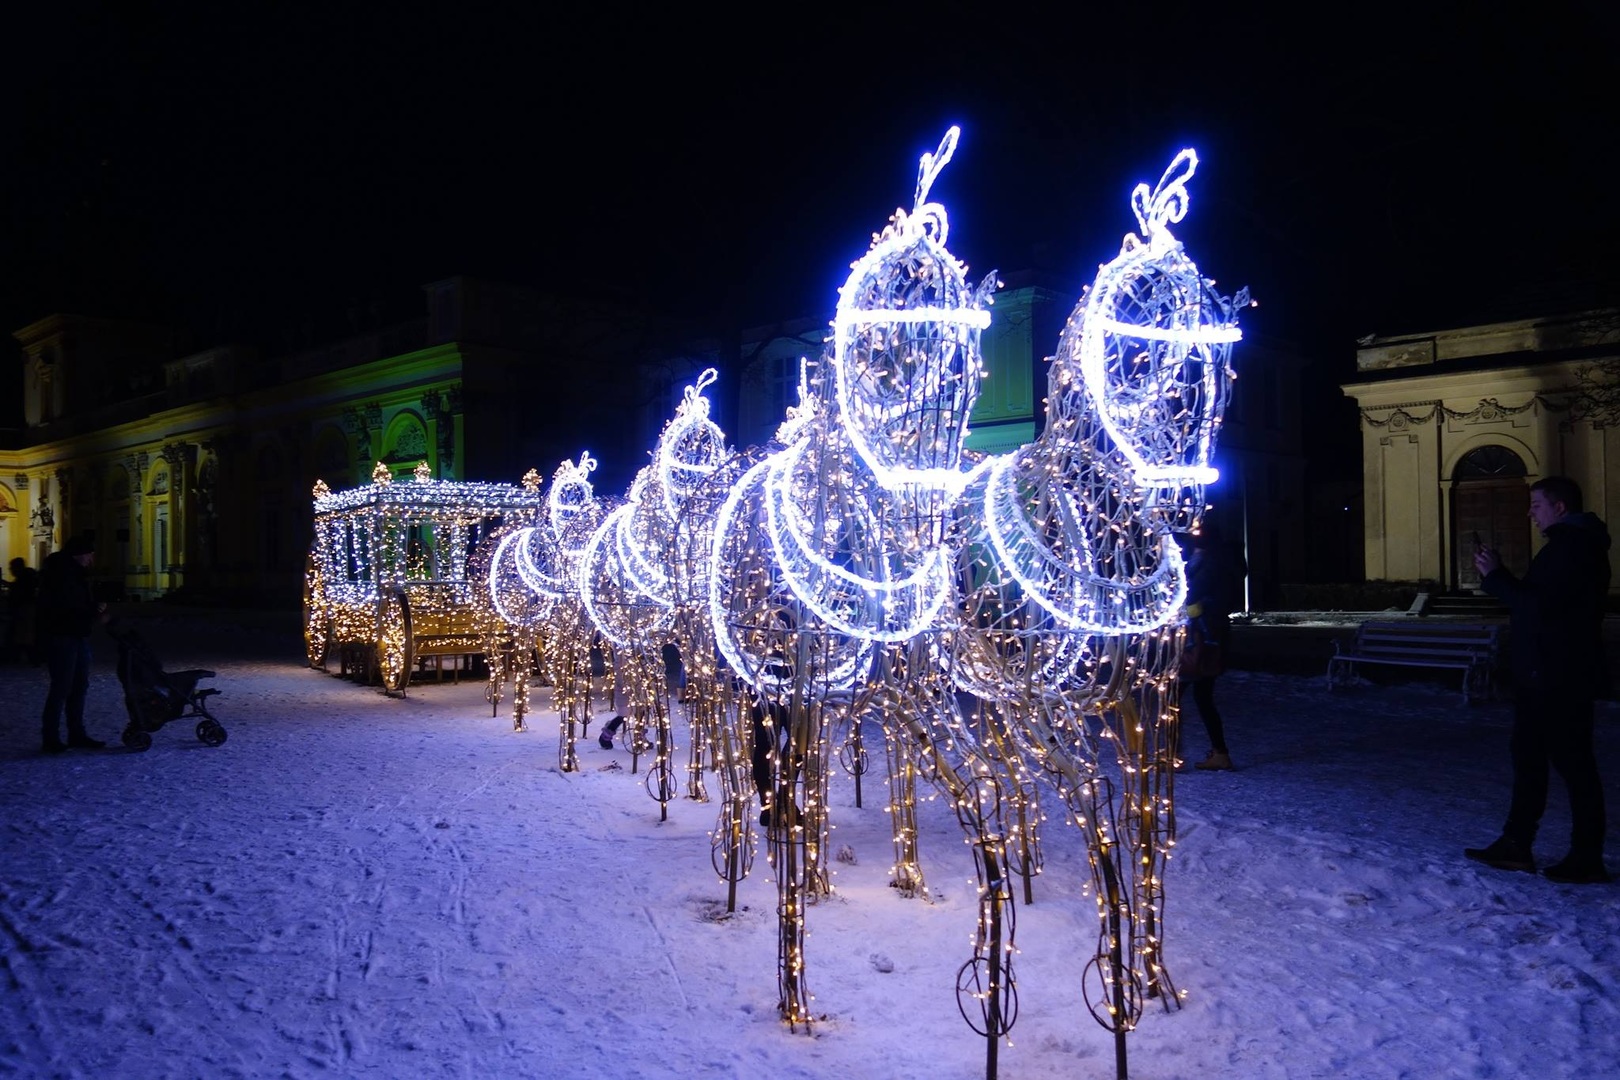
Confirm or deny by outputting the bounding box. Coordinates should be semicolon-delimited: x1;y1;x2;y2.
692;127;1038;1052
938;148;1247;1055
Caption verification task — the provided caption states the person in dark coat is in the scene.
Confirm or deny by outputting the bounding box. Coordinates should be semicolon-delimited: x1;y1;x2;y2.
1467;476;1611;884
1181;526;1245;770
36;534;109;753
6;556;40;664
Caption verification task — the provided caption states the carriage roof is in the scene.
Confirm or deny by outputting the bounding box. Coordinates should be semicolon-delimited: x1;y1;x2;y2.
312;479;546;524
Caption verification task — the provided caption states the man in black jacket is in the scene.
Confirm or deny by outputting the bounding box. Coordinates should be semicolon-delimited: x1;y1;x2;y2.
1467;476;1611;883
37;534;109;753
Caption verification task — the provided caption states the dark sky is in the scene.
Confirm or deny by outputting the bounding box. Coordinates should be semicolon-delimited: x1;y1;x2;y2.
5;3;1617;377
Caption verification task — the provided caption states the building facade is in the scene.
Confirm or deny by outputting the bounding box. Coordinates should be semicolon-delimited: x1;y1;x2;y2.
1341;308;1619;595
0;278;650;605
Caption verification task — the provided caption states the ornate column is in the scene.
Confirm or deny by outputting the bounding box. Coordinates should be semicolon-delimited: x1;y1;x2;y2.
200;434;246;592
53;468;73;545
421;390;444;478
196;445;221;579
441;386;462;478
124;452;148;581
344;402;384;476
162;442;198;591
28;475;54;552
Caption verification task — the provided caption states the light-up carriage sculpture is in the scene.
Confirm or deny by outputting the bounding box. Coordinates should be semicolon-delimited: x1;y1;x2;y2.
303;463;547;694
953;148;1247;1079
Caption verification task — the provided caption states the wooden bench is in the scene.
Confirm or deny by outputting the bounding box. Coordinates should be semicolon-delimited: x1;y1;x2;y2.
1327;620;1502;704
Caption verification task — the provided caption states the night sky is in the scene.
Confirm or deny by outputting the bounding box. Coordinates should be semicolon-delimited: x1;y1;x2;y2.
5;4;1617;394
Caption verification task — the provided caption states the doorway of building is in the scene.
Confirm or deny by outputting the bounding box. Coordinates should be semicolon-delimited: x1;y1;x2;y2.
1451;446;1528;590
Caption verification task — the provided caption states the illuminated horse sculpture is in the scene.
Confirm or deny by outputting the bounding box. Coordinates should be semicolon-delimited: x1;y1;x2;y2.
472;466;550;731
707;129;1021;1068
578;372;730;813
954;149;1247;1076
481;452;606;766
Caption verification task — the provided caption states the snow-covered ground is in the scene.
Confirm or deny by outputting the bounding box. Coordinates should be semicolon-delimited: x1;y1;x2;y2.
2;614;1616;1080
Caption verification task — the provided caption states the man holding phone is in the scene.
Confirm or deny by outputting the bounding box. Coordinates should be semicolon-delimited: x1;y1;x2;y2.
1466;476;1611;883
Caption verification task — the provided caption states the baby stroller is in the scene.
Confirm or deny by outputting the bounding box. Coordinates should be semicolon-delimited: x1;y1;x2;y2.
109;623;228;751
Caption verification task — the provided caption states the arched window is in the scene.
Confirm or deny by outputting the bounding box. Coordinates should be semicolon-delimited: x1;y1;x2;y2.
384;413;429;465
1454;445;1528;480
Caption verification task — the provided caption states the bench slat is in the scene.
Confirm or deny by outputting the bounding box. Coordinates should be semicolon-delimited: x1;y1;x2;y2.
1327;620;1502;703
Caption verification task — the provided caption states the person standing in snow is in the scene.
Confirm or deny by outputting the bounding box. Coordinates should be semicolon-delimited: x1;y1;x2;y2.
36;534;110;753
1180;525;1245;770
1467;476;1611;884
6;556;41;664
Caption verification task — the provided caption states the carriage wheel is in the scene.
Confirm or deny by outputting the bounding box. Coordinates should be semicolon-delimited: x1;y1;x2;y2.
302;553;331;670
378;588;415;694
122;728;153;752
196;719;228;747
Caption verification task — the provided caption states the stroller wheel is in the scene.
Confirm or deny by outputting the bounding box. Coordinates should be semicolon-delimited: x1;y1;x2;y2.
122;728;153;752
196;719;228;747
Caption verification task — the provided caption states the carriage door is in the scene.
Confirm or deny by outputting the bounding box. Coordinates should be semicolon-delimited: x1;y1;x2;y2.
1451;445;1528;590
